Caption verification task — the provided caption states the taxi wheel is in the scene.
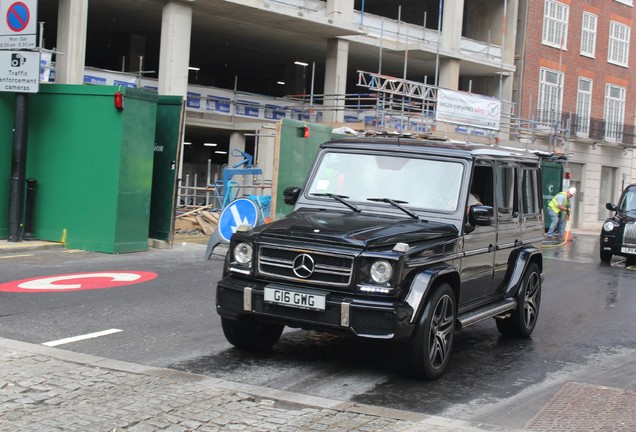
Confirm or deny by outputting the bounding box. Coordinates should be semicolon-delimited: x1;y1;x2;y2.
221;317;284;352
404;283;456;380
600;249;612;263
496;263;541;338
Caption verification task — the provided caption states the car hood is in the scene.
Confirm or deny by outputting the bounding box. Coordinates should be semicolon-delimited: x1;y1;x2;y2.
255;208;458;248
612;211;636;224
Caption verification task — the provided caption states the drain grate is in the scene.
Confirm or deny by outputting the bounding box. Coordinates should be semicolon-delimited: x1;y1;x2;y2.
0;250;104;265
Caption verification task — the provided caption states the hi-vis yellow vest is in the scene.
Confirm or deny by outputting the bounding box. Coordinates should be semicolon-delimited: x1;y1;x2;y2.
548;191;569;214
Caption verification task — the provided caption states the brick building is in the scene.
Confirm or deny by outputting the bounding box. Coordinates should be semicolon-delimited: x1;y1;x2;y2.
514;0;636;230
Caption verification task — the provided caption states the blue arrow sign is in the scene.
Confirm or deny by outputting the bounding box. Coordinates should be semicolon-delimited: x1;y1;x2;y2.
218;198;260;241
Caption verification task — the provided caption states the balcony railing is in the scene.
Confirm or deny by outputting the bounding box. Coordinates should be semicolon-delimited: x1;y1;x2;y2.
525;110;636;147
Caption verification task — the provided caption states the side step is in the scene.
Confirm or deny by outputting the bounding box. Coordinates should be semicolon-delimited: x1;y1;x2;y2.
457;298;517;330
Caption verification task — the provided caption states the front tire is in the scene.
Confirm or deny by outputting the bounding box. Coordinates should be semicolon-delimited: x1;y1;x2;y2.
496;263;541;337
600;249;612;263
221;317;284;352
404;283;456;380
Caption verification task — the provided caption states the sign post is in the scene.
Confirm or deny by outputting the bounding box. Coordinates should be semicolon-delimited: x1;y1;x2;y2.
1;0;39;242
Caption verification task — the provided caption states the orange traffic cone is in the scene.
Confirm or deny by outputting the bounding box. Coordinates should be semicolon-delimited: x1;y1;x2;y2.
563;214;572;242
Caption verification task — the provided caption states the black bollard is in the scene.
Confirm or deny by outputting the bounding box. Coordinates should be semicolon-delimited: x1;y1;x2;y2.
23;178;38;240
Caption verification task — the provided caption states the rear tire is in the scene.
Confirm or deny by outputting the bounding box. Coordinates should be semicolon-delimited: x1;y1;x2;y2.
404;283;456;380
221;317;284;352
496;263;541;338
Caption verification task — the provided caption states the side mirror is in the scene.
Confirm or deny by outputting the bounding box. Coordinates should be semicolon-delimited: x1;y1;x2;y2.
469;205;494;226
283;187;301;205
606;203;617;211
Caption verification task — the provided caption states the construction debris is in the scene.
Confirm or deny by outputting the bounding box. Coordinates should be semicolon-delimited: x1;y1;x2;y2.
175;205;220;236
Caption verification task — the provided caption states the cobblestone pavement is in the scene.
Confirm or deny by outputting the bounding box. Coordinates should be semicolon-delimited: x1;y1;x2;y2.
0;338;503;432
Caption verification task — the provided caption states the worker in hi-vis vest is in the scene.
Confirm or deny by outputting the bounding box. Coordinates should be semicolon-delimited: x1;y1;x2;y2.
546;187;576;240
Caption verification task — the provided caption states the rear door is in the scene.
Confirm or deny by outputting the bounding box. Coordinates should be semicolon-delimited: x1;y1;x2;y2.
493;162;520;292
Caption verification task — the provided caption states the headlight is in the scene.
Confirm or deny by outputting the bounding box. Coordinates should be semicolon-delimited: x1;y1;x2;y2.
603;221;616;232
370;260;392;284
233;242;253;264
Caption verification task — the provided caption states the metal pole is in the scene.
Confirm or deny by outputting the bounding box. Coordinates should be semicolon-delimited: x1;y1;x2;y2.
435;0;443;87
8;94;30;242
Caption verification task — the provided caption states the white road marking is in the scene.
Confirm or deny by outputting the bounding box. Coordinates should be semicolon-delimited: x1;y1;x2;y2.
42;329;123;347
19;272;141;290
0;254;34;259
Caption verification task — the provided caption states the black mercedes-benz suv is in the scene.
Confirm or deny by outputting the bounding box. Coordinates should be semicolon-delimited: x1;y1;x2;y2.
216;137;545;379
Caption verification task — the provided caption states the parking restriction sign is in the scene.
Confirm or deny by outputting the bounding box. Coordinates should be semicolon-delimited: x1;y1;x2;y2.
0;0;37;49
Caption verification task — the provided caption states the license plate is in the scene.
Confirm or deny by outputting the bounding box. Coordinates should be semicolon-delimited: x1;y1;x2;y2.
264;287;326;311
621;246;636;255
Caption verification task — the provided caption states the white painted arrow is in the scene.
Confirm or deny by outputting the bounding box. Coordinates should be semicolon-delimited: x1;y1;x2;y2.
18;273;142;290
230;204;250;234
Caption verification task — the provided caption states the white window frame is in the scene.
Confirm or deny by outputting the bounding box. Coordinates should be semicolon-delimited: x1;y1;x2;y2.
537;68;564;129
614;0;633;6
575;78;593;138
604;84;626;143
542;0;569;49
580;12;597;58
608;21;630;67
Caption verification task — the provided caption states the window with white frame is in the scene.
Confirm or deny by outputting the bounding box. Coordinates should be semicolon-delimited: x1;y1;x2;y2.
608;21;630;66
604;84;625;142
537;68;564;127
575;78;593;137
543;0;569;49
580;12;597;57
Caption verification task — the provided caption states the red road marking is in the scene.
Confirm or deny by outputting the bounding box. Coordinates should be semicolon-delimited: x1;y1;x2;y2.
0;271;158;293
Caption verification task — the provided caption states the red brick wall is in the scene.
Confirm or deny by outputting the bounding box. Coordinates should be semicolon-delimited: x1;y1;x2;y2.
519;0;636;125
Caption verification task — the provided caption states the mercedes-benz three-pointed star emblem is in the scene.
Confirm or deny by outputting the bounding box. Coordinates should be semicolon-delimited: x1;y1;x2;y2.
292;253;315;278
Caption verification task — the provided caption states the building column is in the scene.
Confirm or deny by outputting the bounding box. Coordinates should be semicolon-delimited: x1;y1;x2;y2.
55;0;88;84
441;0;464;52
323;39;349;124
327;0;354;21
158;2;192;98
438;59;460;90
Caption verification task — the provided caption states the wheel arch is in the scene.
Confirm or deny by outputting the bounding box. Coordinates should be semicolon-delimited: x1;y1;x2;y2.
404;265;460;325
503;247;543;297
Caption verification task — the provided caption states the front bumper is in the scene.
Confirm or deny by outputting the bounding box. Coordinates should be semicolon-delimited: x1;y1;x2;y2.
216;277;415;340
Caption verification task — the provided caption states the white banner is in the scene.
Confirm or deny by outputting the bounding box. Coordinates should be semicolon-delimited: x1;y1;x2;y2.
436;88;501;131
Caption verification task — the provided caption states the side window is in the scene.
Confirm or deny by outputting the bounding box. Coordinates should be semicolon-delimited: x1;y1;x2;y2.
470;162;494;207
521;168;540;215
496;164;518;219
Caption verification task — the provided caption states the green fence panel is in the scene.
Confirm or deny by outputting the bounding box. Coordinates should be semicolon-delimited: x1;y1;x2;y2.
149;96;183;242
0;93;16;238
274;119;343;220
0;85;158;253
541;161;564;230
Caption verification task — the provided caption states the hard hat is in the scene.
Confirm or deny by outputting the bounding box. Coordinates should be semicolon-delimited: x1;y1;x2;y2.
568;187;577;196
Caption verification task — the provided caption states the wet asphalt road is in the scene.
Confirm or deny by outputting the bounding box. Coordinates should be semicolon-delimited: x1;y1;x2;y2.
0;234;635;429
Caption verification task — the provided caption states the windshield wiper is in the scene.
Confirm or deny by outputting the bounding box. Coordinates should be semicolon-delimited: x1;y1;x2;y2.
310;193;361;212
367;197;421;220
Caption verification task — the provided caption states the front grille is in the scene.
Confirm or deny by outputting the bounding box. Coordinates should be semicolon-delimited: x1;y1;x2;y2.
623;222;636;246
350;309;396;336
258;245;354;287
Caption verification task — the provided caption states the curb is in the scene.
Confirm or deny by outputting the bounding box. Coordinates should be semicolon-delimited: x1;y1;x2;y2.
0;337;507;432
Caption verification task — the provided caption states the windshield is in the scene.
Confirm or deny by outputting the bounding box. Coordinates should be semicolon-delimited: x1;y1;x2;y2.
306;151;464;212
618;186;636;212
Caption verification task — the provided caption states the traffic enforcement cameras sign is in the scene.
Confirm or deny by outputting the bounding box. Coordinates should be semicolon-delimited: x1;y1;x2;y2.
0;50;40;93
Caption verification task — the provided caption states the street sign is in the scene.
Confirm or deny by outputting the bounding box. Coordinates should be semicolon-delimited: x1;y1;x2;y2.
218;198;260;241
0;50;39;92
0;271;158;292
0;0;37;49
